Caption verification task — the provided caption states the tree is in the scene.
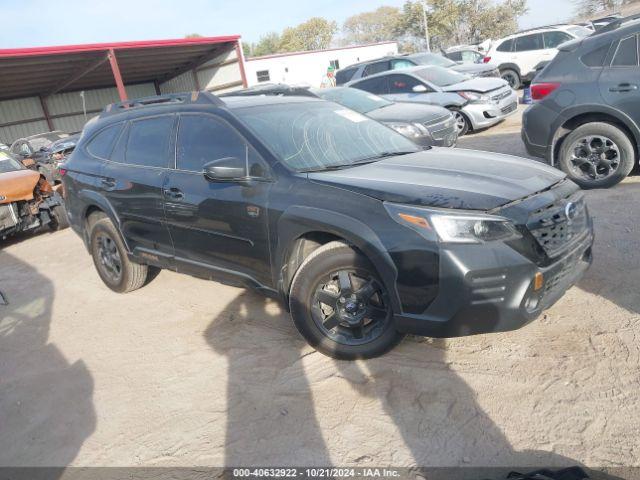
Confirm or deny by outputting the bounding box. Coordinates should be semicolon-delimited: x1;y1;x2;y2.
395;0;528;51
573;0;631;16
342;7;402;44
279;17;337;52
252;32;282;57
185;33;203;38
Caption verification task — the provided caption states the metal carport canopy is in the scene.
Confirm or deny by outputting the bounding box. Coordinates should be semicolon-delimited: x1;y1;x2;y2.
0;35;246;102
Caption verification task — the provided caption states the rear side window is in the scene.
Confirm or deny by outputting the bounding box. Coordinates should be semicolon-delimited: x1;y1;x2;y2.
335;67;357;85
86;123;122;158
612;36;638;67
543;31;573;49
387;74;424;93
125;116;174;168
515;33;543;52
580;43;611;67
352;76;388;94
363;61;390;77
497;39;514;52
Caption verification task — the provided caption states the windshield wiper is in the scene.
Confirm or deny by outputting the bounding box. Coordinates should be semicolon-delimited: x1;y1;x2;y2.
299;151;417;173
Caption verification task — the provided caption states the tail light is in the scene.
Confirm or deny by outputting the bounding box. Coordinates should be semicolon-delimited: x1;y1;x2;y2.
483;56;491;63
530;82;561;100
58;167;67;177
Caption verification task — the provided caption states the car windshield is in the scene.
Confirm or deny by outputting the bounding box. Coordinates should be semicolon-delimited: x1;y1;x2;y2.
567;25;592;38
29;132;68;151
409;53;457;68
0;153;25;173
314;87;393;114
234;101;419;172
413;66;469;87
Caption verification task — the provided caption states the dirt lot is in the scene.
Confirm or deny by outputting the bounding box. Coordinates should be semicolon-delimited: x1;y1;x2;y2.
1;111;639;474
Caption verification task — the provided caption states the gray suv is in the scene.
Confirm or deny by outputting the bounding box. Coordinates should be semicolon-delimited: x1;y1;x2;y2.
523;14;640;188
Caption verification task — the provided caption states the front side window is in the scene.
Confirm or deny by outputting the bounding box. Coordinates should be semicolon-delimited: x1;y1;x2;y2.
515;33;543;52
176;115;266;178
544;31;573;49
363;61;390;77
387;74;425;93
235;101;419;172
125;116;174;168
612;36;638;67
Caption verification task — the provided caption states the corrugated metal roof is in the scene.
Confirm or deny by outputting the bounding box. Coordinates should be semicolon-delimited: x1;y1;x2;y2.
0;36;241;101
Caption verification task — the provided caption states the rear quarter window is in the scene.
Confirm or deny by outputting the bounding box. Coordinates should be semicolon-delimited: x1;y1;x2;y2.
580;43;611;67
86;123;123;159
497;39;514;52
611;35;638;67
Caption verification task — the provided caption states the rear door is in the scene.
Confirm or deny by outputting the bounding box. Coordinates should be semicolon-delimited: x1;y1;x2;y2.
599;34;640;118
101;114;175;258
164;113;272;286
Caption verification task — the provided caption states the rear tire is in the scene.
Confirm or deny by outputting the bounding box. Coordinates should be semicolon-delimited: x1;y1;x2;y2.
89;214;150;293
289;241;404;359
501;68;521;89
49;202;69;231
558;122;635;189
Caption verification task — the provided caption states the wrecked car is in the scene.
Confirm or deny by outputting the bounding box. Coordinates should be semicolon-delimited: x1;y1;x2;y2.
0;152;69;240
9;131;69;173
36;134;80;186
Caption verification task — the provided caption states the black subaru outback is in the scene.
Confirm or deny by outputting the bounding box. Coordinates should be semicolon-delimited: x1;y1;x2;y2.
63;92;594;359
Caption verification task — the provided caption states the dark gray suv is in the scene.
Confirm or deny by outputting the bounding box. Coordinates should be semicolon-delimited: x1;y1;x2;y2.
522;14;640;188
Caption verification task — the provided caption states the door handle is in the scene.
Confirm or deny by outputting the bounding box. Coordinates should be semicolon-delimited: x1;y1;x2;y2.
101;178;116;189
163;187;184;200
610;83;638;92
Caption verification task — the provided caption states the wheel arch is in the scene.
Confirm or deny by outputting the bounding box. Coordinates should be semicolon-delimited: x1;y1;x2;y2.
77;189;130;253
275;206;401;313
551;107;640;166
498;63;521;76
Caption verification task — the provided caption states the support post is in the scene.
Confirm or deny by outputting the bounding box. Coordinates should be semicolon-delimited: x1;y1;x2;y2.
235;41;248;88
154;79;161;96
191;69;201;91
39;95;54;131
108;48;128;101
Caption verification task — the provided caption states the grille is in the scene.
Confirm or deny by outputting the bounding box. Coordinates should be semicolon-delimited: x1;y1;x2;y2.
501;103;517;114
424;115;456;140
527;193;589;258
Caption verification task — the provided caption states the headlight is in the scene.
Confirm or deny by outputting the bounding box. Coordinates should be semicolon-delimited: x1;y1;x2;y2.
458;91;490;103
384;203;521;244
385;122;430;139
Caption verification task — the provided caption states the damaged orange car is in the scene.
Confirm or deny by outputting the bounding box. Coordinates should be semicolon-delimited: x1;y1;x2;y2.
0;151;68;240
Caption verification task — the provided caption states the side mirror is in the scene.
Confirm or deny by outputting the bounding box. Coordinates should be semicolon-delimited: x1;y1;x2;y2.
412;84;428;93
203;157;246;182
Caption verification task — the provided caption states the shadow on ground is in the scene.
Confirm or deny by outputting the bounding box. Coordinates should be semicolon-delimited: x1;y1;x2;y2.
0;251;95;470
204;291;623;478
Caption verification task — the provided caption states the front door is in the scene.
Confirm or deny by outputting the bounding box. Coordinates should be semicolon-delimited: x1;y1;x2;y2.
164;113;272;287
100;115;175;259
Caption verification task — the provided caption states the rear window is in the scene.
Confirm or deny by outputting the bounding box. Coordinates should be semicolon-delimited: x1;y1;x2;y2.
125;116;174;168
335;67;357;85
87;124;122;158
612;35;638;67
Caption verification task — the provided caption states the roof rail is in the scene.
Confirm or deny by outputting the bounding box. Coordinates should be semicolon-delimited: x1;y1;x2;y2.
594;12;640;35
101;91;223;117
511;23;570;36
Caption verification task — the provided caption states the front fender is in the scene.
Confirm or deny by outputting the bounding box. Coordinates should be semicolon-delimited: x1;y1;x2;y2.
275;205;401;313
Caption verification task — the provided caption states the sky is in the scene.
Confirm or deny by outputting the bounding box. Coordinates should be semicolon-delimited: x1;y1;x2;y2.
0;0;577;49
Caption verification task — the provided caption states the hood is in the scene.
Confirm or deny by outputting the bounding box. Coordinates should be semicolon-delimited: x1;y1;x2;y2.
366;102;451;123
307;148;566;211
441;76;508;93
451;63;496;75
0;169;40;204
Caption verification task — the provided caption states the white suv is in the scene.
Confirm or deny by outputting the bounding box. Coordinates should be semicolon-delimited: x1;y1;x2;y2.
484;24;592;89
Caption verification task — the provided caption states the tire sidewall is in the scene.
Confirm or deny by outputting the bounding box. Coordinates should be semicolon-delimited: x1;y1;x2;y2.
559;122;635;189
501;69;520;90
89;219;130;293
451;108;470;136
289;245;403;359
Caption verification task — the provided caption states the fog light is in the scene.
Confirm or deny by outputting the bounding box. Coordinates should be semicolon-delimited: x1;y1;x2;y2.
524;295;540;312
534;272;544;291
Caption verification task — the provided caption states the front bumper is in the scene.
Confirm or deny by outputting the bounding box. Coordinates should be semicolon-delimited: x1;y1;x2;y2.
394;229;593;337
463;89;519;130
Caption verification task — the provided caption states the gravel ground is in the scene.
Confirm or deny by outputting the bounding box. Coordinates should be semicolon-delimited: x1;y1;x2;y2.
1;112;639;476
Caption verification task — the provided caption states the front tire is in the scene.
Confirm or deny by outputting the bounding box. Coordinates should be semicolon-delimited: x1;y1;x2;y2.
558;122;635;189
89;215;151;293
49;201;69;231
289;241;404;359
450;108;471;136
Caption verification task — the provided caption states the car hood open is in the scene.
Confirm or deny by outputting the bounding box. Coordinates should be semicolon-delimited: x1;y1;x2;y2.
307;148;566;211
0;169;40;204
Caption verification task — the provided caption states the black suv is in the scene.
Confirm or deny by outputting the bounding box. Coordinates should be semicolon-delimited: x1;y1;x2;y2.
523;14;640;189
63;92;594;359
